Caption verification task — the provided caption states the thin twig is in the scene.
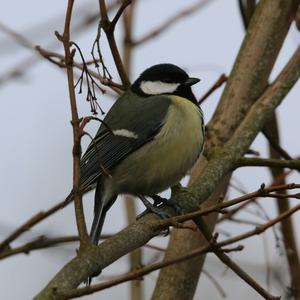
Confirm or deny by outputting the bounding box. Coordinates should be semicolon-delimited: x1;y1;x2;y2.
0;234;166;260
0;199;71;252
262;130;294;161
195;217;280;300
202;269;227;298
157;183;300;228
58;0;89;247
0;2;122;88
238;0;256;28
58;203;300;300
219;171;293;223
59;236;218;299
236;157;300;170
36;46;124;93
132;0;212;46
110;0;132;30
98;0;131;87
0;22;35;49
265;115;300;298
0;236;79;260
217;203;300;248
198;74;228;105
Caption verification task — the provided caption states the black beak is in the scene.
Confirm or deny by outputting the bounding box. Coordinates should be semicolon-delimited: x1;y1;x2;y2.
183;77;201;87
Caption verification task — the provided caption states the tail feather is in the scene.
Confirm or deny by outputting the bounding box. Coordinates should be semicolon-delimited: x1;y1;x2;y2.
87;181;116;285
90;203;106;245
89;181;117;245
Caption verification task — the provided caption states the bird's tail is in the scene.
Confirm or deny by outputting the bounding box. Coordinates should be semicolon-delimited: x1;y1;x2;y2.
89;182;117;245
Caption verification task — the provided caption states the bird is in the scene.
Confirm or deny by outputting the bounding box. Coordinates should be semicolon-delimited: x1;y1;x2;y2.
75;63;205;246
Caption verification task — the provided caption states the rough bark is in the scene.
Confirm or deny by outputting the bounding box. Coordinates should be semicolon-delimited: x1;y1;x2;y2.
151;0;299;299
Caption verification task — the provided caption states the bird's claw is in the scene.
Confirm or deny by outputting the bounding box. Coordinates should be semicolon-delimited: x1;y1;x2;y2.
150;195;183;215
137;195;171;220
136;205;170;220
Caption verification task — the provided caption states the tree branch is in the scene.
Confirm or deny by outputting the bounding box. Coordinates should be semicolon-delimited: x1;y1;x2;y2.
153;0;300;293
236;157;300;170
36;46;124;94
264;115;300;299
34;40;300;300
58;237;217;299
98;0;131;87
132;0;212;46
217;203;300;248
45;201;300;300
0;236;79;260
195;218;280;300
197;73;228;105
218;171;292;223
58;0;89;246
0;1;122;87
31;1;300;298
262;129;294;160
206;0;299;148
0;199;71;252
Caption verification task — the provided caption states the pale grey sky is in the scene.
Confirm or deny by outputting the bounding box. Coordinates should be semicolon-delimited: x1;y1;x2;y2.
0;1;299;299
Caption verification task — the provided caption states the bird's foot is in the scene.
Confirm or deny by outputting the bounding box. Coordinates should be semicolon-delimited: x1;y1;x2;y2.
137;195;170;220
150;194;183;215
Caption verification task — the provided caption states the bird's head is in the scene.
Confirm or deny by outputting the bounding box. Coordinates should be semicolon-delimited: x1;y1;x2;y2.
131;63;200;104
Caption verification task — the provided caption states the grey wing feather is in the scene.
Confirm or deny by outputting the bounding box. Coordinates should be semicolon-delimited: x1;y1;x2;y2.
79;92;171;191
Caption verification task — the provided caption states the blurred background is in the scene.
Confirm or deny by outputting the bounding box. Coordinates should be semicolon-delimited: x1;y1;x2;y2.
0;0;299;299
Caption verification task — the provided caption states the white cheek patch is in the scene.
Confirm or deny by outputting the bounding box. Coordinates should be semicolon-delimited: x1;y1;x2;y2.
113;129;138;139
140;81;180;95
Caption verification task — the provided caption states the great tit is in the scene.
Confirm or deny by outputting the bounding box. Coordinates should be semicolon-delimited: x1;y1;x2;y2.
74;63;204;245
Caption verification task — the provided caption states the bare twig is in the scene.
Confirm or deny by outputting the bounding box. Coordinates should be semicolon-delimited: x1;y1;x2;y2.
97;0;131;87
132;0;211;46
0;235;79;260
36;46;124;94
110;0;132;30
202;269;227;298
156;183;300;227
217;203;300;248
218;171;292;223
0;22;35;49
262;129;294;160
195;217;280;300
238;0;256;28
72;41;106;115
0;1;122;86
236;157;300;170
59;202;300;300
59;236;218;299
265;115;300;299
0;199;71;252
122;0;135;77
57;0;89;246
198;74;228;105
0;233;167;260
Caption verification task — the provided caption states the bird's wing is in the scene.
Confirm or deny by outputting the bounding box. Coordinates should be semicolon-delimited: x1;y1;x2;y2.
79;92;171;190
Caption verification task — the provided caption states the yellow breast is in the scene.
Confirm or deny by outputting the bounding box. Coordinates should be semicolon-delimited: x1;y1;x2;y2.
112;95;204;195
